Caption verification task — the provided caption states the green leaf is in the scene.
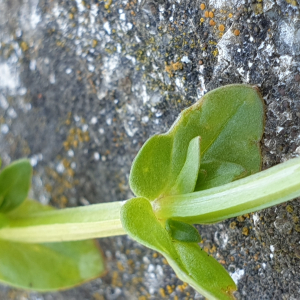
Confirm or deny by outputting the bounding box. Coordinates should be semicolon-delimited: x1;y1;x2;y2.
0;239;105;291
166;219;201;243
195;161;246;191
0;200;105;291
0;159;32;213
0;199;105;291
121;197;236;299
169;136;201;195
0;213;9;229
129;84;264;200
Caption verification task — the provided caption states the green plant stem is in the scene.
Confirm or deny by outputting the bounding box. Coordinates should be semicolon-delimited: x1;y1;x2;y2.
0;201;126;243
154;157;300;224
1;158;300;243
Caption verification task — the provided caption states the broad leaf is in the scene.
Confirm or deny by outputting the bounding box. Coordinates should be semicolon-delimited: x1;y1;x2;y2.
0;199;105;291
121;197;236;299
0;239;105;291
129;84;264;200
0;159;32;213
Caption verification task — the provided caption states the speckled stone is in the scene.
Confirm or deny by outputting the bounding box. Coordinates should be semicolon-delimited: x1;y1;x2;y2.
0;0;300;299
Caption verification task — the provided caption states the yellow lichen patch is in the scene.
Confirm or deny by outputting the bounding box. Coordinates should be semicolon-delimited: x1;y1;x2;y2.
209;244;217;254
237;215;245;222
286;205;294;213
112;271;123;287
45;162;75;208
20;41;29;52
165;61;183;75
230;221;237;229
200;17;205;23
293;215;299;223
93;293;105;300
117;261;125;271
200;3;205;10
253;3;263;14
104;0;112;9
212;48;218;56
162;258;168;265
92;39;98;48
63;126;90;151
242;227;249;236
228;13;233;18
286;0;298;6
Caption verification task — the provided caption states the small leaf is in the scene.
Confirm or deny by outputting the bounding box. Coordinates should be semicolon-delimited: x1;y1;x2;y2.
0;199;105;291
121;197;236;299
166;219;201;243
0;159;32;213
130;84;264;201
169;136;201;195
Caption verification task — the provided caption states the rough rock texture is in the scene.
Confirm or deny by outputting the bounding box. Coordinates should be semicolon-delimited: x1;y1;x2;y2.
0;0;300;299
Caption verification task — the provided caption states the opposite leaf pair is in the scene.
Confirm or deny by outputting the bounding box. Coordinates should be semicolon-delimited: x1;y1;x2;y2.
121;84;265;299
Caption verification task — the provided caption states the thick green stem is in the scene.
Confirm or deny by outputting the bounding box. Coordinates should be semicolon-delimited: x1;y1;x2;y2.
0;201;126;243
1;158;300;243
153;157;300;224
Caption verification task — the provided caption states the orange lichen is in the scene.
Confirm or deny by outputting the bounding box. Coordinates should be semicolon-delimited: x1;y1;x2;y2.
159;288;166;298
204;11;209;17
166;285;173;294
219;24;225;31
165;61;183;75
234;29;240;36
209;19;216;26
208;11;214;18
200;3;205;10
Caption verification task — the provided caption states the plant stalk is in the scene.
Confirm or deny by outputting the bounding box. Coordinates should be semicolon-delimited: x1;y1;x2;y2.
0;201;126;243
1;157;300;243
154;157;300;224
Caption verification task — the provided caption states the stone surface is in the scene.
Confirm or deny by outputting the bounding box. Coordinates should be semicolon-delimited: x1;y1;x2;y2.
0;0;300;299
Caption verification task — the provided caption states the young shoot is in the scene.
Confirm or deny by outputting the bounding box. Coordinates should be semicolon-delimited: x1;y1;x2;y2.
0;84;300;299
